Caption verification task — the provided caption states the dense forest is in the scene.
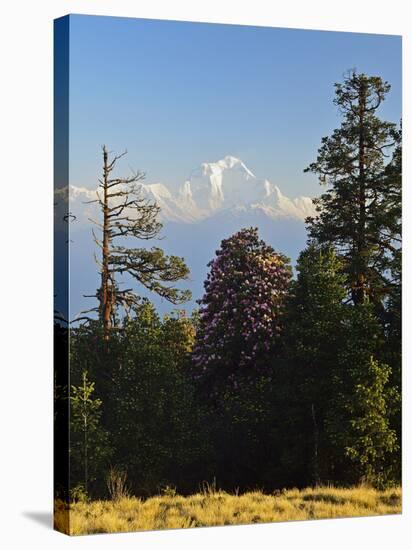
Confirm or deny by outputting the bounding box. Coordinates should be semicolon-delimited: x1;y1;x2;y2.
55;71;401;504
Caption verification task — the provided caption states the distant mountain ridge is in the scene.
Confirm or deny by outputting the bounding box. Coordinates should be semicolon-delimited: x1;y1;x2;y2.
56;156;316;315
60;155;316;229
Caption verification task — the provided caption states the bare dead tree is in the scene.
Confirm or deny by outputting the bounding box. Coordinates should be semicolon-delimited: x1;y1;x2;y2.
85;145;191;339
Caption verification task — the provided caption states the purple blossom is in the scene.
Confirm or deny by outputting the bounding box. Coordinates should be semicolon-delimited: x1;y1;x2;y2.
192;228;292;379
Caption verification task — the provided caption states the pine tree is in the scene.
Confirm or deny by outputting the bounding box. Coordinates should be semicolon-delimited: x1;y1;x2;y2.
70;371;110;498
305;71;400;307
86;146;190;338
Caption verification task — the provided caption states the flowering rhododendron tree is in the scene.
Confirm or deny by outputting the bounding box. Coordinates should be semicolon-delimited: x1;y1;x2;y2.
192;227;292;387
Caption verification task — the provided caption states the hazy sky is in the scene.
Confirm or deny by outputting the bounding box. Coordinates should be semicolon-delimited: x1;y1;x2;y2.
68;15;401;198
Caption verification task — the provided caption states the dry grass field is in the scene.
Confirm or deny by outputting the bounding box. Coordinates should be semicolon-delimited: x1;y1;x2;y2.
55;485;401;535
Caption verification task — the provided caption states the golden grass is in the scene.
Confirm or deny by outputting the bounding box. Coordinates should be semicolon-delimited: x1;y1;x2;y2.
55;485;402;536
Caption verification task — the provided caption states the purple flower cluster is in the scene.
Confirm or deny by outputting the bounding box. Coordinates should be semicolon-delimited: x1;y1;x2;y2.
192;227;291;382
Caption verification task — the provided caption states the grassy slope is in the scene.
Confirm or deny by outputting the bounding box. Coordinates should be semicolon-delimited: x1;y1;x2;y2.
55;485;401;536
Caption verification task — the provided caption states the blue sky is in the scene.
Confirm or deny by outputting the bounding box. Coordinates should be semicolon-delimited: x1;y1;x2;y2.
68;15;401;198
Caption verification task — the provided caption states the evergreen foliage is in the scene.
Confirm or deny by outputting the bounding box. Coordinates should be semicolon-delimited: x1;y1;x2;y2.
285;245;346;484
305;71;401;307
325;305;399;486
108;303;205;495
70;371;111;498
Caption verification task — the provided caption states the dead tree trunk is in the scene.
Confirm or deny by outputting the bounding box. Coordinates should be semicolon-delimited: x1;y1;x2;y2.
101;146;111;339
84;145;190;340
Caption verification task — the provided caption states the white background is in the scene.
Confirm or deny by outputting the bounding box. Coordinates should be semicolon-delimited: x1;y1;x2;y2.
0;1;410;548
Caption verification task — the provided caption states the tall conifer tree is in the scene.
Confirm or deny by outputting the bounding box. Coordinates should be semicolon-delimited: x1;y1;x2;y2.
305;71;400;307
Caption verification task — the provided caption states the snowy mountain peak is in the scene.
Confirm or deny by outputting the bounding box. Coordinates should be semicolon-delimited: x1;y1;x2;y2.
173;156;314;221
64;156;316;227
200;155;255;179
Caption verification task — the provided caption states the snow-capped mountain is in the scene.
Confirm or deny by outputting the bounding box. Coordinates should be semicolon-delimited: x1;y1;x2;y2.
57;156;316;229
142;155;315;223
